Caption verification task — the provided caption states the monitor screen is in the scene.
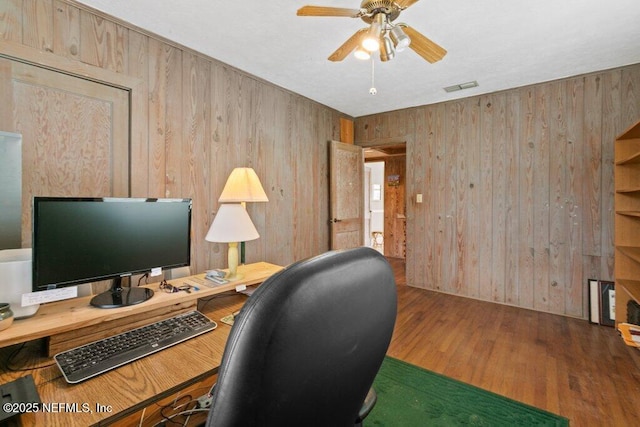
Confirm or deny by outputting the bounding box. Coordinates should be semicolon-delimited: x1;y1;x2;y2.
32;197;192;307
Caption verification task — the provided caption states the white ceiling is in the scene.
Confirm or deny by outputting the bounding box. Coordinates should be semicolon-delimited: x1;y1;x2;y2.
75;0;640;118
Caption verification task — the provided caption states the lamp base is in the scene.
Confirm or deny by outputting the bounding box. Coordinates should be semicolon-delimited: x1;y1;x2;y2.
224;273;244;282
226;242;243;282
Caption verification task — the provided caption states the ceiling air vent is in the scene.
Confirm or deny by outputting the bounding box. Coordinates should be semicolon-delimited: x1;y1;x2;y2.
444;81;479;93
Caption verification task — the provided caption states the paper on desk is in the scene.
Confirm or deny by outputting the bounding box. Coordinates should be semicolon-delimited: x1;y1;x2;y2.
220;314;235;326
183;276;220;288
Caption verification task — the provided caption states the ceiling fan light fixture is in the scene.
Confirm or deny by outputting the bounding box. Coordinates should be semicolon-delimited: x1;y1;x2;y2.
362;13;384;52
354;46;371;60
362;36;379;52
297;2;447;64
389;25;410;52
380;36;395;62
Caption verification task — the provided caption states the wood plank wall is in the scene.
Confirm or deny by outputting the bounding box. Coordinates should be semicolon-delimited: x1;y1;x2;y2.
355;64;640;319
4;0;640;320
0;0;344;273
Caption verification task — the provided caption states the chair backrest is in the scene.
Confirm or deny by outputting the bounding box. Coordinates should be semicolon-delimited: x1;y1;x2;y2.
206;247;397;426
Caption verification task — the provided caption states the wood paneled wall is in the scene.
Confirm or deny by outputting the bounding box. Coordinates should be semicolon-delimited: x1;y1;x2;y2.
4;0;640;320
0;0;342;273
355;64;640;319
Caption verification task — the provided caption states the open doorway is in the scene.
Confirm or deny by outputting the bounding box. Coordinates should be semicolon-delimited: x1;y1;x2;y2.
363;143;406;259
365;162;385;254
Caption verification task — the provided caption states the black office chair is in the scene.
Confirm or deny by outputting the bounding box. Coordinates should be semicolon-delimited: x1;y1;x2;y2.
205;247;397;426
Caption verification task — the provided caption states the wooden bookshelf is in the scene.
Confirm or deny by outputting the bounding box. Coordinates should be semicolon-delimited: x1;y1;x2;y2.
614;120;640;327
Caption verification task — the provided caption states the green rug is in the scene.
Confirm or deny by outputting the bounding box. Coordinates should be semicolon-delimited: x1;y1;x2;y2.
368;357;569;426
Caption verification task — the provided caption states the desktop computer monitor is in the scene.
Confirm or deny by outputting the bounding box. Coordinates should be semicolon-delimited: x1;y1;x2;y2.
32;197;192;308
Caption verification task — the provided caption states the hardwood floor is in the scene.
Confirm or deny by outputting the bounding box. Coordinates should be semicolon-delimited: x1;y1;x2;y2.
386;257;640;426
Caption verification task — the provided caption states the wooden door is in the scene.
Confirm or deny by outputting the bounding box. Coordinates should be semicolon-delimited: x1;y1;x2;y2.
0;59;130;247
329;141;364;250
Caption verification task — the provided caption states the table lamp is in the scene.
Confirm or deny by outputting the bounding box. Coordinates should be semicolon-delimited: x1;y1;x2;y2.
205;203;259;281
218;167;268;264
218;167;269;204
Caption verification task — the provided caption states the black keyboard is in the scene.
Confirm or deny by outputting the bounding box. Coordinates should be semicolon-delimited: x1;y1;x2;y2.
54;311;217;384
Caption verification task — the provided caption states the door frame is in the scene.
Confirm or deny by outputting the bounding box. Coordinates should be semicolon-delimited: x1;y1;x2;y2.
360;139;407;258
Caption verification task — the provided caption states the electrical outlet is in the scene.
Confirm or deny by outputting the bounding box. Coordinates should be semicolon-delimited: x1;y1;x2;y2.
197;394;213;409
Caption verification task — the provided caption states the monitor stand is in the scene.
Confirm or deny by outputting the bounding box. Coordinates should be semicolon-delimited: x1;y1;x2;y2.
89;276;154;308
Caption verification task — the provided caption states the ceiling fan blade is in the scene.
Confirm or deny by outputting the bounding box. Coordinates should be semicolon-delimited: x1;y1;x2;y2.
402;25;447;63
297;5;362;17
328;28;368;62
395;0;421;9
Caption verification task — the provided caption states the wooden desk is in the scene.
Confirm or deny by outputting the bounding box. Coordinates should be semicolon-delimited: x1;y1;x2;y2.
0;262;282;426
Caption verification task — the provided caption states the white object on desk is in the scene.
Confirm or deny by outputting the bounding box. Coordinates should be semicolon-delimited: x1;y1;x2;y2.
0;248;39;318
22;287;78;307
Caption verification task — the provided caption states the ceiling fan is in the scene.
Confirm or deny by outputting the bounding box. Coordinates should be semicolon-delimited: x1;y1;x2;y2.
297;0;447;63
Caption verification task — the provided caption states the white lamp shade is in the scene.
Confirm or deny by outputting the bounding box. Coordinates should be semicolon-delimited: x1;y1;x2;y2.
205;204;259;243
218;167;268;203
